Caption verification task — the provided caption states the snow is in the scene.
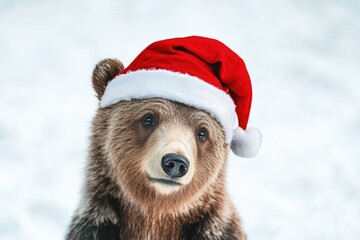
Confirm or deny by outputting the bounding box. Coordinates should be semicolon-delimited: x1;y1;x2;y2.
0;0;359;239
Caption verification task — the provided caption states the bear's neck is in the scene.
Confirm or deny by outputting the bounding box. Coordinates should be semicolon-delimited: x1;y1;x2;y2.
83;169;229;239
111;181;227;240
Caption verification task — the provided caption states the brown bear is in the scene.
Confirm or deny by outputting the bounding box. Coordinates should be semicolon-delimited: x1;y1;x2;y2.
66;36;261;240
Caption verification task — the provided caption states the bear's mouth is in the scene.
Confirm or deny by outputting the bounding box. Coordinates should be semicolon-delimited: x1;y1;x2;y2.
147;175;182;186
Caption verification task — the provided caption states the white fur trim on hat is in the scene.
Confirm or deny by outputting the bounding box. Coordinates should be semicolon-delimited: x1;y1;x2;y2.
101;69;237;142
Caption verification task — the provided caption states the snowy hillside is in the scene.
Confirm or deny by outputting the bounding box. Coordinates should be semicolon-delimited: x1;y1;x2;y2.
0;0;359;239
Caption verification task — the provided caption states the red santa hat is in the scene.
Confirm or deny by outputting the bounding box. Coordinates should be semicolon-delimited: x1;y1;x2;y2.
101;36;262;157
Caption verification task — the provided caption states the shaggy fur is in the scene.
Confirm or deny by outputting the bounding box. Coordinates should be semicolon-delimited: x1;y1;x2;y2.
66;59;246;240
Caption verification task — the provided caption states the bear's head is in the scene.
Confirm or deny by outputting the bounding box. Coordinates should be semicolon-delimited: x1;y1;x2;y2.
91;59;229;214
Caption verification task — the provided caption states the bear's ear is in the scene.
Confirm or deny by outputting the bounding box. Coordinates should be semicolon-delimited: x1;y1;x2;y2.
92;58;124;100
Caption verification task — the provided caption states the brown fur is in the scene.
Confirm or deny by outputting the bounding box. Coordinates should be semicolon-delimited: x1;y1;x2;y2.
92;58;124;100
66;59;246;240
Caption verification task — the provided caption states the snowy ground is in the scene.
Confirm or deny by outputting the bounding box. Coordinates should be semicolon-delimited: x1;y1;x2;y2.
0;0;359;239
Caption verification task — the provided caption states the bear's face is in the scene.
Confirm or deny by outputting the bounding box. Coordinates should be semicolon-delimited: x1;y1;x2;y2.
102;98;228;212
91;59;230;213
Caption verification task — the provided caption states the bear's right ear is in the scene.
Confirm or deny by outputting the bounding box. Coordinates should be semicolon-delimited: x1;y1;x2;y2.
92;58;124;100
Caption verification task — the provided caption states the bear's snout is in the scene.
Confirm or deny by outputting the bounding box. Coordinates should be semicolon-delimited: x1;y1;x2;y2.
161;153;189;178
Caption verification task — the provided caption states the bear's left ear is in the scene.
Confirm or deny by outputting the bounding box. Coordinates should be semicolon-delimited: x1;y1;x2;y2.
92;58;124;100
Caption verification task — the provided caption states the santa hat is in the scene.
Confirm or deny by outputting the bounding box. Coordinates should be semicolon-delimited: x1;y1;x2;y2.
101;36;261;158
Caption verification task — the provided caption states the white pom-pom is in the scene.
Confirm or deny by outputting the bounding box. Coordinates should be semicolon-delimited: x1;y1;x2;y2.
230;127;262;158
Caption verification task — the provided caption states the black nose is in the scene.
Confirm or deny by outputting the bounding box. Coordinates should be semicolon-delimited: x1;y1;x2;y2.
161;153;190;178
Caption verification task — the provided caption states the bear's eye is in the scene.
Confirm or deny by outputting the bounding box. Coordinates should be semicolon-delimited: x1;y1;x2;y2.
142;115;154;128
197;129;208;141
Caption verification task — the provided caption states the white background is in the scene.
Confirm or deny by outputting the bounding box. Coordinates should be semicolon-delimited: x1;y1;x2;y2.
0;0;359;239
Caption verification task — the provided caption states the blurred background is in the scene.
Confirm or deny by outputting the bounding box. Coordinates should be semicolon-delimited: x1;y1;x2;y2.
0;0;359;239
